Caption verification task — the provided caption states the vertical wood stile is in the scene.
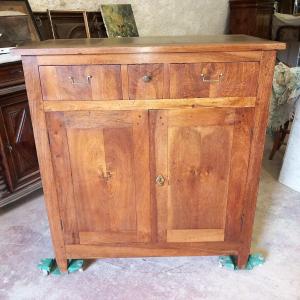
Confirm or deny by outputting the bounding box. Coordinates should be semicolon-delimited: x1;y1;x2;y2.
121;65;129;100
237;51;276;268
21;56;68;272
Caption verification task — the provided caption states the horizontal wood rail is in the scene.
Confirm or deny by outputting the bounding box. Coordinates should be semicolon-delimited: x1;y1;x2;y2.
65;242;241;258
43;97;256;112
36;51;263;65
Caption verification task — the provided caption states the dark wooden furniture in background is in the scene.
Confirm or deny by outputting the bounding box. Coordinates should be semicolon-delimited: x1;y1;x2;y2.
15;35;285;272
229;0;275;39
0;61;41;207
277;0;300;14
33;11;107;40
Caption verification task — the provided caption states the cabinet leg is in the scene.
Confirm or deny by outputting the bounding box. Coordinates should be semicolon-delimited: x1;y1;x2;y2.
237;250;250;269
56;257;68;273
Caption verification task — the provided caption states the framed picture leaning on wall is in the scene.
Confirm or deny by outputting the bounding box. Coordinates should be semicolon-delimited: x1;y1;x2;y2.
100;4;138;37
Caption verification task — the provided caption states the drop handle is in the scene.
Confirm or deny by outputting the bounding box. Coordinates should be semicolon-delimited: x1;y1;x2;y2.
142;75;152;82
68;75;92;85
200;73;223;83
156;175;165;186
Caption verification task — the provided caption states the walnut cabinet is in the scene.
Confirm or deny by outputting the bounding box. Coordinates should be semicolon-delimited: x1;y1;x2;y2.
0;61;41;207
14;35;285;272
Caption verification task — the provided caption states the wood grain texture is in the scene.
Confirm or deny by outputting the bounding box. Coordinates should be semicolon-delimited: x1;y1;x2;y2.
46;112;79;245
224;108;255;242
35;51;263;65
167;229;224;243
150;110;169;242
79;232;137;244
121;65;129;99
46;110;151;245
167;124;232;230
0;61;24;88
151;107;255;245
152;109;235;243
237;51;277;268
170;62;259;98
65;242;241;258
43;98;256;112
0;62;41;207
21;56;68;272
128;64;164;99
39;65;122;100
18;36;280;270
0;98;39;191
13;35;285;56
229;0;275;39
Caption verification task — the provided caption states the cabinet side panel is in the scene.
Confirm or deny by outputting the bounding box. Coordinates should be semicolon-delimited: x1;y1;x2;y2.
238;51;276;264
21;56;67;271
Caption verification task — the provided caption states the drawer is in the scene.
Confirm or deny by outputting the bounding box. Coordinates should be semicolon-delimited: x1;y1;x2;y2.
39;65;123;100
169;62;259;98
0;62;24;88
128;64;164;99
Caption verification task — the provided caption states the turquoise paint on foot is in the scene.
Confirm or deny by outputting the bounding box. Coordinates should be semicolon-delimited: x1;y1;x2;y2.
37;259;84;275
219;253;265;270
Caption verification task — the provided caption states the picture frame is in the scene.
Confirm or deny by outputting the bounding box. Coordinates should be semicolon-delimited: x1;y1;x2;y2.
100;4;138;38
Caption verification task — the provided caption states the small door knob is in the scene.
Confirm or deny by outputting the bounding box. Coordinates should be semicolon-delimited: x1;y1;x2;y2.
156;175;165;186
6;143;13;152
142;75;152;82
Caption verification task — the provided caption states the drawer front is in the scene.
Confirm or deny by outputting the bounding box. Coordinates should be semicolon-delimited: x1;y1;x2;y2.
170;62;259;98
128;64;164;99
0;62;24;88
39;65;123;100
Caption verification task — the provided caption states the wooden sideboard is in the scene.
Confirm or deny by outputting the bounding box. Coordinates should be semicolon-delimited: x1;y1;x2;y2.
0;61;41;207
14;35;285;272
229;0;275;39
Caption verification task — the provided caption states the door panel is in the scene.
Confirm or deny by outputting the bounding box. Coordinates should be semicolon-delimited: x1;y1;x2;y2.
167;125;233;231
0;99;39;191
46;110;151;245
151;107;254;243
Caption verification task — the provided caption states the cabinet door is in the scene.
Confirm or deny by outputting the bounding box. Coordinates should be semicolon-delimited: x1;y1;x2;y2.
46;110;151;245
0;98;39;191
150;107;254;243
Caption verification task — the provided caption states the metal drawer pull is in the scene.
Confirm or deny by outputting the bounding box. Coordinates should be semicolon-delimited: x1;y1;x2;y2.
200;73;223;83
156;175;165;186
142;75;152;82
68;75;92;85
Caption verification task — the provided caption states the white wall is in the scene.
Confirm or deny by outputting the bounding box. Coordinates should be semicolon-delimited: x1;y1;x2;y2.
28;0;229;36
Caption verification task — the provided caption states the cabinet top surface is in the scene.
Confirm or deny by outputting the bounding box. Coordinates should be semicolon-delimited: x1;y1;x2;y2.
13;35;285;56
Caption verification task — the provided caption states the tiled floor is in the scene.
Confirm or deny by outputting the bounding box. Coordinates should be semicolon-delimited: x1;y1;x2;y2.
0;136;299;300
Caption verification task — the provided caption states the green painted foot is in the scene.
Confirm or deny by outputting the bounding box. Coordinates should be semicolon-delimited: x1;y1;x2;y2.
38;258;55;276
246;253;265;270
37;259;84;276
219;253;265;270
